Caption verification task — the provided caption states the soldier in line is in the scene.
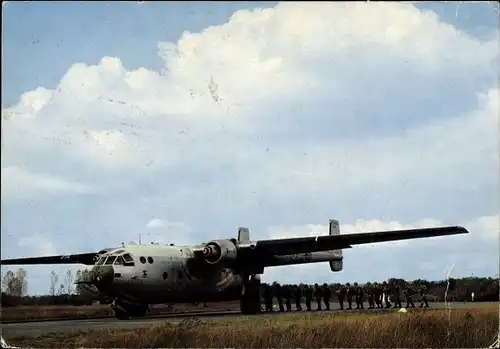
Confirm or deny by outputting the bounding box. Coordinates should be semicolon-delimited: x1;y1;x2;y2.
304;284;313;311
419;283;429;308
393;283;403;308
283;284;292;311
314;283;323;311
274;282;285;312
262;283;274;312
373;282;382;308
246;275;262;313
404;282;415;308
346;282;354;310
382;281;392;308
365;282;375;309
354;282;364;309
322;283;331;310
337;283;346;310
294;284;303;311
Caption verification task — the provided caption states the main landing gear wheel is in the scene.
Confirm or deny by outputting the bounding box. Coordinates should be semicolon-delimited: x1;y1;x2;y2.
240;274;262;315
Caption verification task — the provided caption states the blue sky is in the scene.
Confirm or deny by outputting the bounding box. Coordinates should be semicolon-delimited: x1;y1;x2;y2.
2;2;499;295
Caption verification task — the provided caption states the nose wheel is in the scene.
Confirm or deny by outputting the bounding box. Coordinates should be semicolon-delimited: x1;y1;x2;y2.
240;274;262;315
111;299;148;320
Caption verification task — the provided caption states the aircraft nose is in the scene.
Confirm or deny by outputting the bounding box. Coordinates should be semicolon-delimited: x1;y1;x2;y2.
91;265;114;289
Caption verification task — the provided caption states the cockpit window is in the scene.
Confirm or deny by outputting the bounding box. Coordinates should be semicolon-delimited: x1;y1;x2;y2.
105;256;117;265
96;257;105;265
114;256;124;265
122;253;134;263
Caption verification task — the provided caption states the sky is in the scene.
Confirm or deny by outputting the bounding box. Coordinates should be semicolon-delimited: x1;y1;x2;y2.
1;1;499;296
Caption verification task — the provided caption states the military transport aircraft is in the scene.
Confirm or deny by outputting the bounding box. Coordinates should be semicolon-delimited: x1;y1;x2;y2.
1;219;468;320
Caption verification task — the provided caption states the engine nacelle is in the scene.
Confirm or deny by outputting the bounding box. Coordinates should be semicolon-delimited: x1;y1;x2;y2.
201;239;238;264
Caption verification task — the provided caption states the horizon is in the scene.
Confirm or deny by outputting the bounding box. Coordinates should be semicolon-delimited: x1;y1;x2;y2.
2;266;498;297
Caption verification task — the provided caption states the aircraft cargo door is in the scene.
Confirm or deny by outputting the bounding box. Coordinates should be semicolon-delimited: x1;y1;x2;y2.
171;249;192;298
161;255;175;295
172;253;186;292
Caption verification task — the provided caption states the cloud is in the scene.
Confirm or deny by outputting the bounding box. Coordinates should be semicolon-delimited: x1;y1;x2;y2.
1;2;498;294
1;166;96;200
2;3;498;176
144;218;191;244
146;218;166;228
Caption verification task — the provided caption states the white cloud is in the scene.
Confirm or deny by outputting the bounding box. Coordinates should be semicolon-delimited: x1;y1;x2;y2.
146;218;166;228
1;166;96;200
2;3;498;178
143;218;192;245
1;2;499;293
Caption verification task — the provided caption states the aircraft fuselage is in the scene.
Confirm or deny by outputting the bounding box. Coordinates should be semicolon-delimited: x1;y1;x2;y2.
86;243;343;305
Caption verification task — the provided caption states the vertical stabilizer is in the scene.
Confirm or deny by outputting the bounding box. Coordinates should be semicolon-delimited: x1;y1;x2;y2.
329;219;340;236
328;219;343;272
238;227;250;242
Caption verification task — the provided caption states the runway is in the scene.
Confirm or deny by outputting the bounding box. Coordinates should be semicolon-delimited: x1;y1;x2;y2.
2;301;496;338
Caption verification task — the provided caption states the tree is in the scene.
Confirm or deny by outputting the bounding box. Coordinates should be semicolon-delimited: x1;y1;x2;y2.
15;268;28;297
49;271;59;296
2;271;15;295
448;278;456;290
64;270;74;295
1;269;27;297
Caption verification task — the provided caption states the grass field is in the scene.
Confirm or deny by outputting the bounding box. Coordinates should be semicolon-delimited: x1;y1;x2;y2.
7;308;499;348
0;302;240;323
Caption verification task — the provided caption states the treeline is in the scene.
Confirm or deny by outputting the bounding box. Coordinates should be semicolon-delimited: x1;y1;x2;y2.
1;268;498;307
1;268;109;307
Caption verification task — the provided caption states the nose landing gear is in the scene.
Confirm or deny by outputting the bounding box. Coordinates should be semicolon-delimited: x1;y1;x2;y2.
111;299;149;320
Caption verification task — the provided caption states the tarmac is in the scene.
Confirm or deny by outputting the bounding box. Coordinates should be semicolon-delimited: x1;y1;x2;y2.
2;301;496;338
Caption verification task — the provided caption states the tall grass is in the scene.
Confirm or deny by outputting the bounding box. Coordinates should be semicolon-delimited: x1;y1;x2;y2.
8;308;498;348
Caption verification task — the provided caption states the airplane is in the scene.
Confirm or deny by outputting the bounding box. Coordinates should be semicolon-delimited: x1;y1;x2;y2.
1;219;468;320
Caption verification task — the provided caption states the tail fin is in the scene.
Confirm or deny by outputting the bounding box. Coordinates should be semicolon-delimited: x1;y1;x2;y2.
238;227;250;242
328;219;343;272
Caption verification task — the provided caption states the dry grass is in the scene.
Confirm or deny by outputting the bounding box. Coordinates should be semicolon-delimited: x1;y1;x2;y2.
0;302;240;323
8;308;499;348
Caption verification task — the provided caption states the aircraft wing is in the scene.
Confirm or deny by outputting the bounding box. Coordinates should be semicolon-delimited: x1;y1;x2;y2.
1;252;100;266
254;226;468;255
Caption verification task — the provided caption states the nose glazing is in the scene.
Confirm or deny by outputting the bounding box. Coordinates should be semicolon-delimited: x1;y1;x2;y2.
91;265;114;289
